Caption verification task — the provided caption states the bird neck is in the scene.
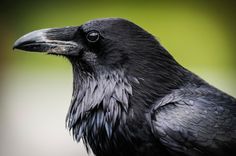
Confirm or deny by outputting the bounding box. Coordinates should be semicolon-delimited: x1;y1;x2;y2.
66;66;133;143
126;46;189;102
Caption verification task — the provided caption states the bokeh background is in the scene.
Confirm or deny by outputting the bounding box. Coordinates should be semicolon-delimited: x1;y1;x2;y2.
0;0;235;156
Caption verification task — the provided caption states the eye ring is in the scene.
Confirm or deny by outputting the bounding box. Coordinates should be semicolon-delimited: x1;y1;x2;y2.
86;31;100;43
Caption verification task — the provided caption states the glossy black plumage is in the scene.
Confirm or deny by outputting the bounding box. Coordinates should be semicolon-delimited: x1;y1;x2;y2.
13;18;236;156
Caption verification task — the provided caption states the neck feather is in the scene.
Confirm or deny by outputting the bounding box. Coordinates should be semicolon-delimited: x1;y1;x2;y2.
66;67;132;141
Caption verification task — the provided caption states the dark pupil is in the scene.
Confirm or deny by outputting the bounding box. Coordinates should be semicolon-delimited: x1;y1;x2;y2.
87;32;99;42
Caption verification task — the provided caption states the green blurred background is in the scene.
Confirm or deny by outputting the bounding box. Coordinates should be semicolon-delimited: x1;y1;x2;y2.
0;0;235;156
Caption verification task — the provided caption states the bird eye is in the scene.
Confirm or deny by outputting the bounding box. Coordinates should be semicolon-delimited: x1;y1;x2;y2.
86;31;100;43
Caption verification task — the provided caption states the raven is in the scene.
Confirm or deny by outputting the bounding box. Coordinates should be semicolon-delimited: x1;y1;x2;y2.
13;18;236;156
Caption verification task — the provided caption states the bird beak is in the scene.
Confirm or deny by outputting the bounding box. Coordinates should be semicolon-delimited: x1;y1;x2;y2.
13;26;81;55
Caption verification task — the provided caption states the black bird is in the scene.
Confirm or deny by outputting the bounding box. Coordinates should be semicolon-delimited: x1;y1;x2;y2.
13;18;236;156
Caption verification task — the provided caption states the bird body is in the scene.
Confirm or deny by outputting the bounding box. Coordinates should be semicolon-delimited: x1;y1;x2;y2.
14;18;236;156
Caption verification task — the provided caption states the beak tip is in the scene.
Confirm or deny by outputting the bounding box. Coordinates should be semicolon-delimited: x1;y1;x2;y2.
13;37;25;51
12;29;46;52
13;42;18;50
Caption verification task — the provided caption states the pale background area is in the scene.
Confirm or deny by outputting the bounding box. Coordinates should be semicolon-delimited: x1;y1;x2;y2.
1;68;90;156
0;0;235;156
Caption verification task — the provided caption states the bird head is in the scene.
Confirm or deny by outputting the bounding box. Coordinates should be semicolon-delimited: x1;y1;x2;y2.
13;18;179;77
